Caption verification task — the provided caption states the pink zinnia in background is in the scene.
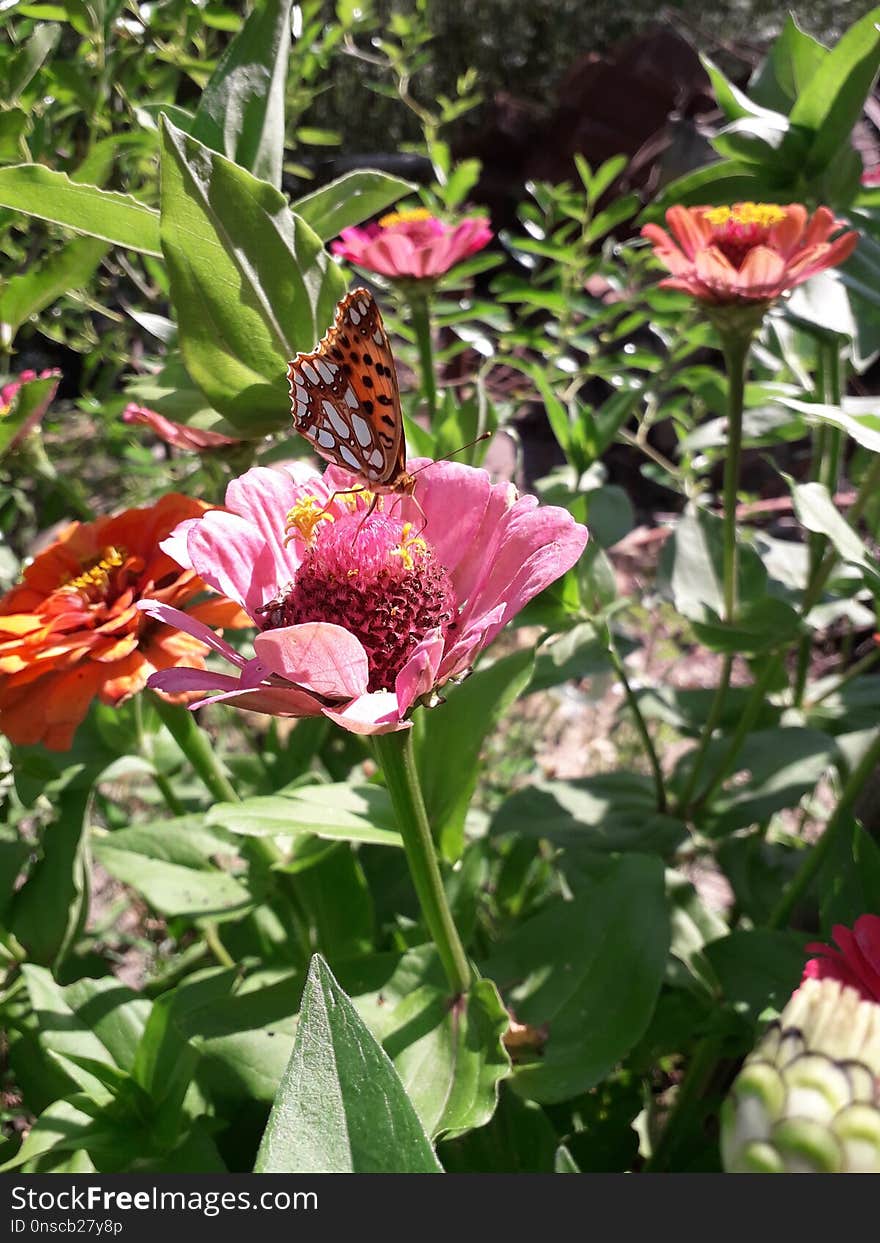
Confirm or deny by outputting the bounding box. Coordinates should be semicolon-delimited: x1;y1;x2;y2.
641;202;857;305
139;459;587;735
331;208;493;281
802;914;880;1004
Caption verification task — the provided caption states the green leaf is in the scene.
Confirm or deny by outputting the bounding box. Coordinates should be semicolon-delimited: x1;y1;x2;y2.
701;727;837;834
691;597;805;656
750;15;827;113
490;773;687;857
207;782;403;847
413;648;535;861
440;1087;559;1173
7;22;61;105
702;54;785;123
254;955;443;1173
10;789;91;969
93;817;252;919
777;395;880;453
0;373;59;458
789;479;880;587
0;165;161;255
0;235;108;349
191;0;292;189
0;109;30;162
484;853;668;1103
292;170;418;241
705;929;805;1024
787;6;880;175
159;118;345;435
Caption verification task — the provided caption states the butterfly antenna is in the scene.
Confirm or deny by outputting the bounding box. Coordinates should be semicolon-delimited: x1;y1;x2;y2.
410;431;492;479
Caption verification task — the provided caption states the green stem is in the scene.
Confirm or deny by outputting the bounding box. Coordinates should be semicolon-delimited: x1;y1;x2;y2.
605;626;666;813
720;336;750;623
153;770;185;816
677;655;733;814
643;1035;724;1173
408;293;439;424
768;728;880;930
203;921;235;969
373;731;471;995
150;693;237;804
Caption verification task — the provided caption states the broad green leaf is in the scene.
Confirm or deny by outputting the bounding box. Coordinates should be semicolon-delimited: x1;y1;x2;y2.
440;1087;559;1173
294;844;374;960
484;853;668;1103
0;235;108;348
20;966;120;1103
10;788;91;969
787;7;880;174
527;620;615;694
159;118;345;434
705;930;805;1023
292;169;418;241
490;773;687;857
701;727;837;834
62;976;150;1074
0;1098;97;1172
254;955;443;1173
821;815;880;928
207;782;403;847
93;817;252;919
413;647;534;861
691;597;804;656
750;15;827;112
0;165;161;255
702;55;787;123
777;395;880;453
191;0;292;188
789;479;880;587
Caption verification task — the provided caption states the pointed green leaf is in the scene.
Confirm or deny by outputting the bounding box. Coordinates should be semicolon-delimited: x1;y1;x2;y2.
254;955;443;1173
292;170;418;241
191;0;292;188
159;118;345;434
0;165;161;255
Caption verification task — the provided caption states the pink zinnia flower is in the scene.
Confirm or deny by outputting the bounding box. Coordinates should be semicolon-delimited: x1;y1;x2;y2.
0;368;60;415
802;914;880;1004
641;203;857;305
139;459;588;735
331;208;492;281
123;404;240;452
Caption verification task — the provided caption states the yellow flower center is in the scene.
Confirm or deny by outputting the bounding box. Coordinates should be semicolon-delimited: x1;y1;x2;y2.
704;203;787;229
63;546;126;595
390;522;428;571
378;207;434;229
284;496;334;546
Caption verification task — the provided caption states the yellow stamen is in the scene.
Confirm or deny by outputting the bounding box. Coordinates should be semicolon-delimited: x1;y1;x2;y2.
390;522;428;572
378;207;434;229
284;496;334;546
64;546;126;595
342;490;382;514
704;203;787;229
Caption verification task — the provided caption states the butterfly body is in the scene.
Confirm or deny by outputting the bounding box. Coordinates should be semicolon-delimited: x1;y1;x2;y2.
288;288;416;495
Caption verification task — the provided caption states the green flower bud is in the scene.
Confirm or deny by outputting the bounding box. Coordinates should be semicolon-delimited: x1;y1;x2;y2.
722;978;880;1173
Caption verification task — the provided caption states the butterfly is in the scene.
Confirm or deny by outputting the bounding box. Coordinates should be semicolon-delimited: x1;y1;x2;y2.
287;288;416;498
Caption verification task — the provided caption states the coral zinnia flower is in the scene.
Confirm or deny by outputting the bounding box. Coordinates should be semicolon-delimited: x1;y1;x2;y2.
123;404;240;452
802;914;880;1004
0;494;248;751
641;203;857;305
331;208;492;281
140;460;588;735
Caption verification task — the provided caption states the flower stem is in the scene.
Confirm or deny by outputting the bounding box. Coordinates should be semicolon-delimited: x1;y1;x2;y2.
150;693;237;805
604;626;666;813
643;1034;725;1173
408;293;439;425
768;728;880;930
373;730;471;995
720;335;750;623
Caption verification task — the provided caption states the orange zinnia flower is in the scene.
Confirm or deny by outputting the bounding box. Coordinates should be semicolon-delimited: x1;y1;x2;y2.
0;493;248;750
641;203;857;305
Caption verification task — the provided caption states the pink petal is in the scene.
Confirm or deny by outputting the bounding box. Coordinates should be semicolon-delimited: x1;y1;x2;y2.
321;691;406;735
766;205;807;257
148;667;244;694
407;458;494;580
186;509;278;617
224;465;322;584
735;245;787;296
254;622;370;698
437;602;506;682
359;233;420;279
136;599;247;667
666;207;713;260
395;628;446;715
159;518;202;570
443;478;520;608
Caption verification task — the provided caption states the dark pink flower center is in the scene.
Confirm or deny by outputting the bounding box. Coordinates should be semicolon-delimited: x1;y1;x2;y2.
263;510;457;693
704;203;786;269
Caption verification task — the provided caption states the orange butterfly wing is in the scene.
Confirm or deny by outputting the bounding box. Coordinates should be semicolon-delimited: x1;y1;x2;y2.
287;288;408;490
